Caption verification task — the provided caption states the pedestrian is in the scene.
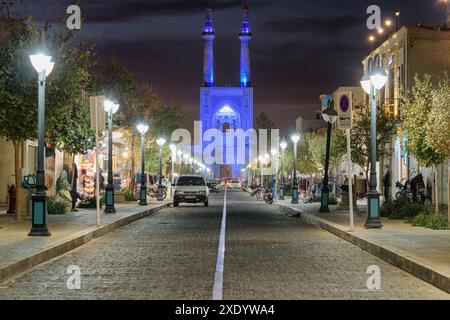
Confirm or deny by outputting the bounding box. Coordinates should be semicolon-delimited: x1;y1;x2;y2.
383;165;391;203
70;163;82;212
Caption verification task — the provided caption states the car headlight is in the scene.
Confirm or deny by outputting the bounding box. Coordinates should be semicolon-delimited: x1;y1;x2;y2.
198;190;206;195
175;190;183;195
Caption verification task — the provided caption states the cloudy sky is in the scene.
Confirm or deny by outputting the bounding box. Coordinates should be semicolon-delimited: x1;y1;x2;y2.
8;0;445;132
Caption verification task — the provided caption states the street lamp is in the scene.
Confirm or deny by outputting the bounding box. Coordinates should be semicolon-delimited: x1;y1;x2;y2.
360;53;387;228
279;140;288;200
271;149;278;201
395;10;400;31
137;123;149;206
28;34;55;236
104;100;119;214
291;133;300;204
319;103;338;212
183;153;189;174
177;150;183;175
258;155;264;187
156;137;166;201
169;144;177;185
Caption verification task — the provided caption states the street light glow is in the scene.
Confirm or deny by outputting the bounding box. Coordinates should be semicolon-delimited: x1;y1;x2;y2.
29;53;53;74
291;134;300;144
156;137;166;147
280;141;288;151
104;100;119;114
370;69;388;90
136;123;149;135
360;73;372;94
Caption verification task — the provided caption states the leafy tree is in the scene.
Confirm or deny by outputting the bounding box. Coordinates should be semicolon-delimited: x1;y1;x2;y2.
335;104;397;187
255;112;275;130
0;18;40;219
401;74;446;167
306;130;345;172
425;74;450;157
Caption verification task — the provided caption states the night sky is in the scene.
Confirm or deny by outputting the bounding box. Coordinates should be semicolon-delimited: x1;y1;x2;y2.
9;0;444;132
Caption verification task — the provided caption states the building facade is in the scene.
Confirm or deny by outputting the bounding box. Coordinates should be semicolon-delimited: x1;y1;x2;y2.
199;2;254;179
362;25;450;204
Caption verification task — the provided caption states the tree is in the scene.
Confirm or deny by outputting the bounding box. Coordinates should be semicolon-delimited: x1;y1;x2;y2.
306;130;345;172
0;18;39;220
45;43;96;161
336;104;397;187
401;74;446;167
425;74;450;157
255;112;274;130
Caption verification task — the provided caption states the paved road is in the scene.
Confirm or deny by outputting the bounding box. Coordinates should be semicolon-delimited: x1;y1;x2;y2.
0;191;448;300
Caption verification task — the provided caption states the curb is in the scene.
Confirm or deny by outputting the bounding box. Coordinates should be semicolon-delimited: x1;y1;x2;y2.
0;202;172;284
276;203;450;294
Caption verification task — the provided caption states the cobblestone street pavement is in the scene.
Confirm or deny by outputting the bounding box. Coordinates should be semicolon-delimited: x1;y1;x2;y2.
0;192;449;300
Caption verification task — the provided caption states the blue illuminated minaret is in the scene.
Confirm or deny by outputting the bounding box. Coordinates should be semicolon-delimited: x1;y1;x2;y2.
202;1;215;87
239;1;252;87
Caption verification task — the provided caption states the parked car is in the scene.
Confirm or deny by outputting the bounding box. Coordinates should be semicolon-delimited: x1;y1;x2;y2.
231;180;241;190
173;175;209;207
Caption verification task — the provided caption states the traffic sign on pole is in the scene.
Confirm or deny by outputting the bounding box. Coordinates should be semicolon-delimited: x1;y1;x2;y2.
337;93;353;130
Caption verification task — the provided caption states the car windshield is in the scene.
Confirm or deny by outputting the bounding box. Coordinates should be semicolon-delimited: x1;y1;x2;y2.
177;177;205;186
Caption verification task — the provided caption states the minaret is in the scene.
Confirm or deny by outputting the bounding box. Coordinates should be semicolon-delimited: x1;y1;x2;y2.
202;1;215;87
239;1;252;87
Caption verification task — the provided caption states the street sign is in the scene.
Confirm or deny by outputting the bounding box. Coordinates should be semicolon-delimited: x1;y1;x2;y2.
90;96;105;131
337;93;352;130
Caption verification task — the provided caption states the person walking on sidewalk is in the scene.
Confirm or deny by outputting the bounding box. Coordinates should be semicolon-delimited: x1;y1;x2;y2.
383;166;392;203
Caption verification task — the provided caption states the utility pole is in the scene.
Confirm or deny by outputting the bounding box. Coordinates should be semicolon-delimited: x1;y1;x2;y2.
1;2;14;19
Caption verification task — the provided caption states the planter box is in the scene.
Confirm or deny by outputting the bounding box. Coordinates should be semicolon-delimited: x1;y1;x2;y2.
115;192;124;204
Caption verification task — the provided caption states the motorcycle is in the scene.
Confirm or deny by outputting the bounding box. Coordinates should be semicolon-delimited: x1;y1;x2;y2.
395;180;412;201
303;184;316;204
263;187;273;204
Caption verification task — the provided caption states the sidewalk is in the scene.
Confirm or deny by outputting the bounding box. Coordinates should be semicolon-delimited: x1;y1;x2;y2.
276;197;450;293
0;201;171;283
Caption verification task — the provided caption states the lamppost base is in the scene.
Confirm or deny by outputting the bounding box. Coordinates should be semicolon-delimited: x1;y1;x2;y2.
139;186;148;206
319;192;330;212
104;187;116;214
364;217;383;229
365;191;382;229
28;226;51;237
29;192;51;237
291;187;299;204
279;188;285;201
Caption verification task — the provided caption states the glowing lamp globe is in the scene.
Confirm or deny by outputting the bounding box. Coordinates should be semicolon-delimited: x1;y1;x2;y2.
370;68;388;90
291;134;300;144
360;73;371;94
136;124;149;135
280;141;288;151
29;53;53;74
156;137;166;147
104;100;119;114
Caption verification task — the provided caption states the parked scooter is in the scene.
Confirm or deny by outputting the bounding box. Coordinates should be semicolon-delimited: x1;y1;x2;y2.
303;184;316;204
263;187;273;205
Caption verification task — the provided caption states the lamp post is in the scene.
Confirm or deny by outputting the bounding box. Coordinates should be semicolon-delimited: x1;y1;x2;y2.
291;134;300;204
177;150;183;175
258;156;264;187
360;53;387;228
104;100;119;214
319;104;338;212
169;144;176;185
271;149;278;201
28;36;55;237
395;10;400;31
279;140;287;200
247;164;252;188
137;123;149;206
183;153;189;174
156;137;166;201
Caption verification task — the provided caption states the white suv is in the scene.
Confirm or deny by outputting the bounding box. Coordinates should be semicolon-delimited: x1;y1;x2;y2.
173;175;209;207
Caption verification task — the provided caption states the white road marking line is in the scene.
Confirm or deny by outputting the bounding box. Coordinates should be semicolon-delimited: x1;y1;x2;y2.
212;189;227;300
